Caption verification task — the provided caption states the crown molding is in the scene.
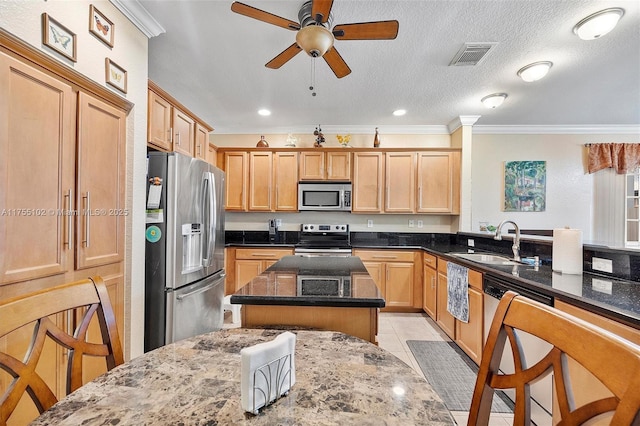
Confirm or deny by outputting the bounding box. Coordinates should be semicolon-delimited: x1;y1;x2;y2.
214;124;451;135
110;0;165;38
447;115;481;133
473;124;640;135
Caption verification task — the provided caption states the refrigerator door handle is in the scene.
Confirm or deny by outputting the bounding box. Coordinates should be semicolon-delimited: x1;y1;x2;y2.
202;171;216;267
176;274;225;300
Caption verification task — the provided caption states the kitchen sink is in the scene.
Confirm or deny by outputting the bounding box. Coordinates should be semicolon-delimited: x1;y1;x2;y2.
450;252;521;265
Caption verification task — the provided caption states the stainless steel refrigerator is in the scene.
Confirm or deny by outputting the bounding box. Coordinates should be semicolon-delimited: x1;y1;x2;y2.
144;152;225;352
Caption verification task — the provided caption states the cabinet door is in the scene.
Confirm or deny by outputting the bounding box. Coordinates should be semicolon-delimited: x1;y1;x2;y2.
385;152;415;213
172;107;195;156
352;152;384;212
207;143;217;166
147;90;172;150
248;152;273;211
194;123;209;160
455;286;484;365
417;152;456;213
299;151;325;180
76;92;126;269
327;151;351;180
436;271;456;339
0;53;74;284
423;264;437;319
224;152;248;211
273;152;298;211
235;259;263;292
362;261;384;297
385;262;414;308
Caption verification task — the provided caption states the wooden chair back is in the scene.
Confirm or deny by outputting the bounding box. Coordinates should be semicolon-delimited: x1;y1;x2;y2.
468;291;640;425
0;276;124;424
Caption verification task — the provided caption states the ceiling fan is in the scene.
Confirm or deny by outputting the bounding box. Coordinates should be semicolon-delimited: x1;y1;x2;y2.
230;0;399;78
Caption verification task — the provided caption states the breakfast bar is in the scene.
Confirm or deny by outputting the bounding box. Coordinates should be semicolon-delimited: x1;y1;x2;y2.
230;256;384;343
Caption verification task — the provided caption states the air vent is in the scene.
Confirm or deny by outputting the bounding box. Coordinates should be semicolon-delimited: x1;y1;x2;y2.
449;43;497;66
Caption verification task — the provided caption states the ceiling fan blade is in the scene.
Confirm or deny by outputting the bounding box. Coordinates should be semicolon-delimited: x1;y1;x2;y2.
231;2;300;31
265;43;302;69
323;47;351;78
333;20;399;40
311;0;334;23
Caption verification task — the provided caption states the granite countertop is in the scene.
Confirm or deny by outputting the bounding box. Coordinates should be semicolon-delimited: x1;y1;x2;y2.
231;256;385;308
32;328;454;425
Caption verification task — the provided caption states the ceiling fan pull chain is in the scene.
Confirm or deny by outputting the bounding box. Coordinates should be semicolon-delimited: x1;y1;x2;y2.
310;58;317;97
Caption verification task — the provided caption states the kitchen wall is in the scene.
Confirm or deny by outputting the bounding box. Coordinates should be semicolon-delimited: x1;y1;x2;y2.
0;1;149;359
472;133;639;244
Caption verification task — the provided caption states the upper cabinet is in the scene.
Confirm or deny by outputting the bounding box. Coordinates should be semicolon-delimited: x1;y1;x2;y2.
385;152;416;213
417;152;460;214
299;151;351;181
224;152;248;211
352;152;384;212
147;81;213;157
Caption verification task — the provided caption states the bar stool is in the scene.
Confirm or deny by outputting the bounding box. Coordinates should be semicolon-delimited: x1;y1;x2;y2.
223;295;241;324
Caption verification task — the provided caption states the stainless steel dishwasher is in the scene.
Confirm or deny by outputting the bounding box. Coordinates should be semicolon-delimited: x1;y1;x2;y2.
483;273;554;426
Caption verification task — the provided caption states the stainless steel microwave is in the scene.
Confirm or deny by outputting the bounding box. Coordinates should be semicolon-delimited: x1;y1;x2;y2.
298;182;352;212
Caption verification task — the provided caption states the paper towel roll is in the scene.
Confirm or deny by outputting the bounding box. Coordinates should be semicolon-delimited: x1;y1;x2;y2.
552;228;583;274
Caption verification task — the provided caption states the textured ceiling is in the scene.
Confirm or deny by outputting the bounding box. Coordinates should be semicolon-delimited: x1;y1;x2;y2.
140;0;640;133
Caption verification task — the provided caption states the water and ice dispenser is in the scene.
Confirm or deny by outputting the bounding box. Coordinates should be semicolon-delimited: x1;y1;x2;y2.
182;223;203;273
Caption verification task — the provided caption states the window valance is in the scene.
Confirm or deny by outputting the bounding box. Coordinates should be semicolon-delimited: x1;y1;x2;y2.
587;143;640;174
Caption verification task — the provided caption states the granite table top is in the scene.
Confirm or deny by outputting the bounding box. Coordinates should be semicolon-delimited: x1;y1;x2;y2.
31;328;454;425
231;256;385;308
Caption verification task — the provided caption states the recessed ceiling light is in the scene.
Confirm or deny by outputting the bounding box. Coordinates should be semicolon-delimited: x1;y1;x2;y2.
517;61;553;82
481;93;508;109
258;109;271;116
392;109;407;116
573;8;625;40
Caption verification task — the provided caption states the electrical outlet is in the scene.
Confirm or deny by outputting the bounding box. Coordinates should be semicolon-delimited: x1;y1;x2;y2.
275;219;282;227
592;257;613;273
408;220;415;228
417;220;423;228
468;239;475;247
367;219;373;228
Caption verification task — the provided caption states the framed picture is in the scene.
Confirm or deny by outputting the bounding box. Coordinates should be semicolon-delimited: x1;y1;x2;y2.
89;4;114;47
105;58;127;94
42;13;77;62
504;160;546;212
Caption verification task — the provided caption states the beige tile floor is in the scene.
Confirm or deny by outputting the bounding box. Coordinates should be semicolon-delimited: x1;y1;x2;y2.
223;310;514;425
377;312;515;426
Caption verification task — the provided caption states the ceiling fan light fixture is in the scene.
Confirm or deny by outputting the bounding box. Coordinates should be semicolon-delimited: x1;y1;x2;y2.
517;61;553;82
481;93;508;109
296;25;334;57
573;8;625;40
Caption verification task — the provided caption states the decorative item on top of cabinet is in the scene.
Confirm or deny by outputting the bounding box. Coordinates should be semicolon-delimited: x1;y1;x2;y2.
299;151;351;181
313;125;325;147
373;127;380;148
147;80;213;156
256;135;269;147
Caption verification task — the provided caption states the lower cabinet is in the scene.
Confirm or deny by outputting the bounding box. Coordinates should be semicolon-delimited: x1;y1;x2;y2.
422;253;437;319
227;247;293;293
436;258;484;365
354;250;421;311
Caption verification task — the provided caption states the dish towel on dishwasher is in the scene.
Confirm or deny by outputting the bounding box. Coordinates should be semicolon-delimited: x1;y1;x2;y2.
447;262;469;323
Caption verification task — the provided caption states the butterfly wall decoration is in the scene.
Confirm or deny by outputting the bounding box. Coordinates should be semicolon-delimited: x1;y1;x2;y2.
41;13;77;62
89;5;114;48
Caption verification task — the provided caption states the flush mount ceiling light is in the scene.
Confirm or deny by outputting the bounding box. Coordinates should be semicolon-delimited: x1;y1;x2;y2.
481;93;508;109
296;25;334;58
392;109;407;116
258;109;271;116
573;8;625;40
517;61;553;82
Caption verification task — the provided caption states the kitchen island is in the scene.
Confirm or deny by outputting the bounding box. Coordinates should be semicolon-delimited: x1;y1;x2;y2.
230;256;384;344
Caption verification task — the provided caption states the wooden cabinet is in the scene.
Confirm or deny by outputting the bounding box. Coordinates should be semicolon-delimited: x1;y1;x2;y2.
436;258;484;364
417;151;460;213
0;45;128;424
147;81;213;157
354;250;420;311
385;152;416;213
224;152;248;211
422;253;437;319
231;248;293;292
299;151;351;181
76;93;126;269
224;151;298;212
352;152;384;212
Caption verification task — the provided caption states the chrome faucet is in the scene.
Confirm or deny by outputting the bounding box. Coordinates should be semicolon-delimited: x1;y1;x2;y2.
494;220;521;261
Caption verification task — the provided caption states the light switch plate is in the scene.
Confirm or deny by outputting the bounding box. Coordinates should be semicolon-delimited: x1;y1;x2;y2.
408;220;415;228
592;257;613;273
468;239;475;247
417;220;423;228
367;219;373;228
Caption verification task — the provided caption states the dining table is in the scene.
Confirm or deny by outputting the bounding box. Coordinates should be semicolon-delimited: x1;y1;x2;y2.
31;328;455;425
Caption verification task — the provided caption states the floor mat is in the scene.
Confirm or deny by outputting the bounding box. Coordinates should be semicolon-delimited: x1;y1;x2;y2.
406;340;513;413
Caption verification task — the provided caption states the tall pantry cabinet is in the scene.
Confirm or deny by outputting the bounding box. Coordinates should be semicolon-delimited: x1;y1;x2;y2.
0;32;131;424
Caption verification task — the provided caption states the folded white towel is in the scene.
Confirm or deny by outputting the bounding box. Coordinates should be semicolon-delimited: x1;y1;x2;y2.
241;332;296;414
447;262;469;323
